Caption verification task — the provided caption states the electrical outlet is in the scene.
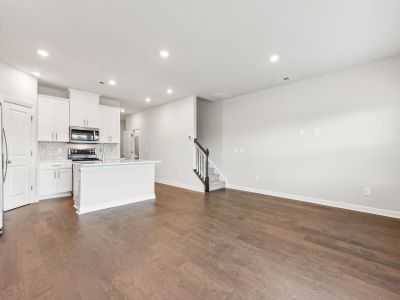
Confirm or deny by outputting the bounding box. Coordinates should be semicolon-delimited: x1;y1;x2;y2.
233;147;239;153
239;147;245;153
364;187;371;196
313;128;319;136
299;129;305;136
255;175;260;182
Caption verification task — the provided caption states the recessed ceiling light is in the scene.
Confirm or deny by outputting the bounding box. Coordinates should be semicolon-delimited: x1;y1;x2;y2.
145;97;151;103
159;50;169;58
109;80;116;86
120;108;125;113
37;49;49;57
166;88;173;94
270;54;280;63
32;71;41;77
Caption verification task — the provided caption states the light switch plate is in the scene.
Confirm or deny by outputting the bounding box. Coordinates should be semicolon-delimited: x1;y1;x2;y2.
239;147;245;153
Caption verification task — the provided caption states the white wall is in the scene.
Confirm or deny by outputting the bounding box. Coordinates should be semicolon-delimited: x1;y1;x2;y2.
0;62;37;104
198;56;400;217
126;96;203;191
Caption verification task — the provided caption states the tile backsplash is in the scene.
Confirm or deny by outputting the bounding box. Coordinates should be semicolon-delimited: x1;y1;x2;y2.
38;142;120;161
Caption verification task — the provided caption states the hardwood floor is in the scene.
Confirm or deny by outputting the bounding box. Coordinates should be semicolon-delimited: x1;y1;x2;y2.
1;183;400;299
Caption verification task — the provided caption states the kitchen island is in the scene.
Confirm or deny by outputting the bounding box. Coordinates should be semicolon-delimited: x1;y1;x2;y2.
73;159;160;214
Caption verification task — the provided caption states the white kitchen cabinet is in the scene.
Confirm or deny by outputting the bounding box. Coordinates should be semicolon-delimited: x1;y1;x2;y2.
38;161;72;197
57;169;73;193
69;89;99;128
38;94;70;142
99;105;120;143
39;169;58;195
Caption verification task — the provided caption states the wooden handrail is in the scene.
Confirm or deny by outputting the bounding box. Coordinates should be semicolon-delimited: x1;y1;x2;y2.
194;138;209;156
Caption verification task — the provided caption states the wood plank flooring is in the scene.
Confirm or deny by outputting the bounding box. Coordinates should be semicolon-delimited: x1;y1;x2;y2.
1;183;400;299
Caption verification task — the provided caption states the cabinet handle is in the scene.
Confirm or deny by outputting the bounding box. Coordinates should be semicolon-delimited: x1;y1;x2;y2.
54;170;56;179
58;170;60;178
52;132;54;140
56;132;58;141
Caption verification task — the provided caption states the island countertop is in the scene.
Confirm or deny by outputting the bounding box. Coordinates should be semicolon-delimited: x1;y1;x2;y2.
73;159;161;168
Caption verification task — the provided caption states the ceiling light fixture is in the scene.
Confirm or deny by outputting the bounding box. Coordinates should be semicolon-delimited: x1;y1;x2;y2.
109;79;116;86
145;97;151;103
270;54;280;63
37;49;49;57
120;108;125;113
160;50;169;58
166;88;173;94
32;71;41;77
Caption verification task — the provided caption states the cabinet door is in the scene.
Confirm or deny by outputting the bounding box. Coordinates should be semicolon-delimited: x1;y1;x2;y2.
69;96;86;127
99;106;110;143
109;108;120;143
85;96;99;128
57;169;72;193
39;170;57;195
54;100;70;142
38;97;54;141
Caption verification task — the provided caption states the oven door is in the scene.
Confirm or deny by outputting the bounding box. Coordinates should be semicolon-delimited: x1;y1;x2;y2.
70;127;99;143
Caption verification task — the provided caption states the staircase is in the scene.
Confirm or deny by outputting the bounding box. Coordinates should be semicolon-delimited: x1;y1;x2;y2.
193;138;226;192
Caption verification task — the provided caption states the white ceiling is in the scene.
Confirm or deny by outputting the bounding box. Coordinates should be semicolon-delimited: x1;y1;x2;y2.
1;0;400;114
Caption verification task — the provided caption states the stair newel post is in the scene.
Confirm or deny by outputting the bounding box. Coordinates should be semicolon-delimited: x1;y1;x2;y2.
205;148;209;192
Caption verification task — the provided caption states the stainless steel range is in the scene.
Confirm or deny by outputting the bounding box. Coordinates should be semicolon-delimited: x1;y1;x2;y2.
68;148;99;162
69;148;100;195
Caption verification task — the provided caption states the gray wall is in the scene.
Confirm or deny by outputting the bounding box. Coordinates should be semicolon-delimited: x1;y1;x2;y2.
126;96;203;191
198;56;400;216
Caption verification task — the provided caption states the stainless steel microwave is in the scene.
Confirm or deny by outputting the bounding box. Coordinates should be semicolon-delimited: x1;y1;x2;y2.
70;126;100;143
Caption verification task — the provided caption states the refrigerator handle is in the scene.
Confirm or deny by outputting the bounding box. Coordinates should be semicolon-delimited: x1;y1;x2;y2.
2;128;9;182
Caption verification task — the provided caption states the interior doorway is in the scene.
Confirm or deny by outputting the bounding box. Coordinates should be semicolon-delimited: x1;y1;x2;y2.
123;129;140;159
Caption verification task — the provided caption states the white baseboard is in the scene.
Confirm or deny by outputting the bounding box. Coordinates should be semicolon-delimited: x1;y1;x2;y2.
36;192;72;201
156;179;204;193
76;194;155;215
227;184;400;219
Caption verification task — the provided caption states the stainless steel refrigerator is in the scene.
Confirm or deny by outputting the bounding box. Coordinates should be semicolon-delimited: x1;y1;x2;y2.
0;102;3;235
0;102;8;235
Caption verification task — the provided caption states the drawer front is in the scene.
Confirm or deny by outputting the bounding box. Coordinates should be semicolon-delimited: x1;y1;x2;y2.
40;161;72;170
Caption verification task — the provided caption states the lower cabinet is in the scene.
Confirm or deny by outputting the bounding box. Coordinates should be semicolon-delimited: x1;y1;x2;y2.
38;161;72;196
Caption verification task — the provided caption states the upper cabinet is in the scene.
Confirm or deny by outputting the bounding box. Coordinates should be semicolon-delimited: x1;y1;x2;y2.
68;89;99;128
99;105;120;143
38;94;70;142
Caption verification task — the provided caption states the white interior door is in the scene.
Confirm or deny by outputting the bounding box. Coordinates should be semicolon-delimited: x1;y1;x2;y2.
3;102;33;211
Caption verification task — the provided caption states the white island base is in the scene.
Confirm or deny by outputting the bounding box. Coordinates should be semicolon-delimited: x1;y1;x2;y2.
73;160;160;214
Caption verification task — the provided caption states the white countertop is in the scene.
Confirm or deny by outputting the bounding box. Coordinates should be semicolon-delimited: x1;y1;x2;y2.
73;159;161;167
